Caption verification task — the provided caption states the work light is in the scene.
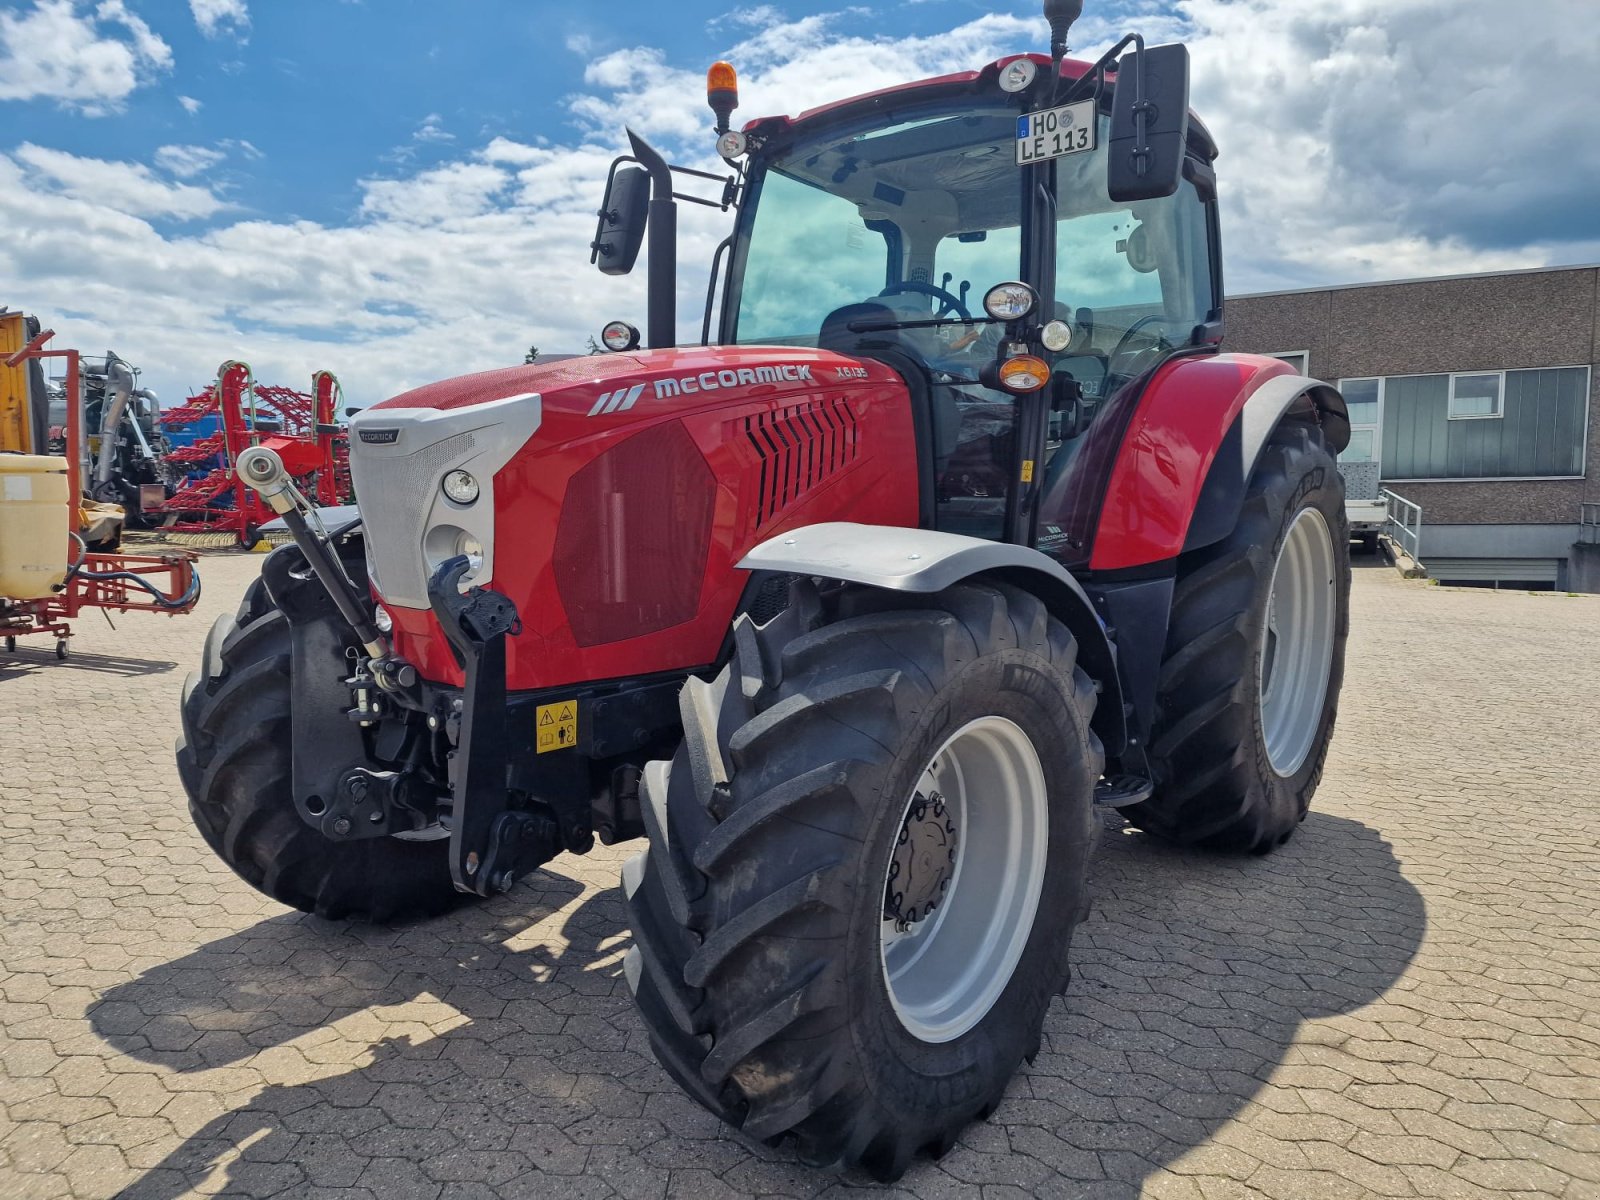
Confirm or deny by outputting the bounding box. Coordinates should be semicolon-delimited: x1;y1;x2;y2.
983;282;1038;322
998;59;1038;93
601;320;641;352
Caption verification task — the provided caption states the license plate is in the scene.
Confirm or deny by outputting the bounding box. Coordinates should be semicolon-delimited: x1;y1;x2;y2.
1015;100;1096;165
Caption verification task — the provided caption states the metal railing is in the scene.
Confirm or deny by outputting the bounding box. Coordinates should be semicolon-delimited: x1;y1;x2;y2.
1581;503;1600;546
1381;488;1423;565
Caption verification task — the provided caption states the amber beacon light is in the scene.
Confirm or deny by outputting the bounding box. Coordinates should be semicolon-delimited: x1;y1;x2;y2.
707;61;739;133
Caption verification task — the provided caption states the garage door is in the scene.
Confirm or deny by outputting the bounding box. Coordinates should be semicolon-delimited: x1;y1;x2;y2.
1427;557;1562;585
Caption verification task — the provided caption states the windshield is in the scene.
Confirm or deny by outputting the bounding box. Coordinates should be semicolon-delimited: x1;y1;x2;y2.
733;107;1023;345
729;102;1215;354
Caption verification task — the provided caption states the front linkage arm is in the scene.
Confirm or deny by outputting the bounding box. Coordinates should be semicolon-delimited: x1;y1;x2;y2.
427;557;563;897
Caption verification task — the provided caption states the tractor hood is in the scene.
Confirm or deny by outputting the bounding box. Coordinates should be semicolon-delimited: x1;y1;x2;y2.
347;344;911;688
367;344;888;421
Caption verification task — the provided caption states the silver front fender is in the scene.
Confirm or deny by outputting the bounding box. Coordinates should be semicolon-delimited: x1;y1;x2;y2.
739;522;1127;752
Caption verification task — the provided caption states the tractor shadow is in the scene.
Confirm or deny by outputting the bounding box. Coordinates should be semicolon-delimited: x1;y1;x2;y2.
94;812;1424;1198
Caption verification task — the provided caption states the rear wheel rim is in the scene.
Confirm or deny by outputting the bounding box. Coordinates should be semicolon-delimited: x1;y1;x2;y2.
880;716;1048;1043
1259;506;1337;777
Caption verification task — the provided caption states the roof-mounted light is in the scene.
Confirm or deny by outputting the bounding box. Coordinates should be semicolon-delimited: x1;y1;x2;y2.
998;58;1038;94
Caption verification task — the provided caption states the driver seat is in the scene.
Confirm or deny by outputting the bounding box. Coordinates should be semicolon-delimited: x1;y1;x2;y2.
818;300;962;471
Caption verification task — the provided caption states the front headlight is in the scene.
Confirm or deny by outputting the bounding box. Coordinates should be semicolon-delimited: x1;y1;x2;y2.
442;469;479;505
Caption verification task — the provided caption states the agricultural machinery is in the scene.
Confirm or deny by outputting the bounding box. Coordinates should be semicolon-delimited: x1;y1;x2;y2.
177;0;1350;1179
151;363;352;546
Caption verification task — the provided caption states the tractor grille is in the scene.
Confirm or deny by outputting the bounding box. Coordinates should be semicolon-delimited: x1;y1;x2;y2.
743;397;858;528
350;431;477;604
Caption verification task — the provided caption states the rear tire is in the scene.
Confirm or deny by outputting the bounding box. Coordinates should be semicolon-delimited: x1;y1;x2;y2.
176;570;464;921
624;581;1101;1180
1130;420;1349;852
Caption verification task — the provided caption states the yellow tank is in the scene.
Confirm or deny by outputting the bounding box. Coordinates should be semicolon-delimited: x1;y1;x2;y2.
0;454;70;600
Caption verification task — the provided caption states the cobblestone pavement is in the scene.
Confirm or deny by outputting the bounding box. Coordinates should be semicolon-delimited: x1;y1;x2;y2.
2;554;1597;1200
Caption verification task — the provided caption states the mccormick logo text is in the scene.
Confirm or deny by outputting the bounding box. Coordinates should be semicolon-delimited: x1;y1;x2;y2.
587;364;814;417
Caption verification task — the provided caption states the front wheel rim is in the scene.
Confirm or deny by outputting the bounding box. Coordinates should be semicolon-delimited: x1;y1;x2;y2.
1259;506;1338;777
880;716;1048;1043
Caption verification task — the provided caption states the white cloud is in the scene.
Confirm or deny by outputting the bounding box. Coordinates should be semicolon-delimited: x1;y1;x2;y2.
412;113;454;144
178;94;202;114
0;0;1593;409
154;143;225;178
12;144;227;219
0;0;172;113
189;0;248;39
1131;0;1600;289
358;161;510;224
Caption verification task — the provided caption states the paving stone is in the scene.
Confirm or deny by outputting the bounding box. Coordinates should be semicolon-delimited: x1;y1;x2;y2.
2;550;1598;1200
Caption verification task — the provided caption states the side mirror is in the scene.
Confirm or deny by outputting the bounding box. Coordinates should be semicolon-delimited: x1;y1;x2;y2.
1107;42;1190;203
591;165;651;277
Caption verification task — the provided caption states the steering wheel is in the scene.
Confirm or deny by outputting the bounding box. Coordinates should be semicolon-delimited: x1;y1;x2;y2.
878;281;973;323
1105;314;1169;381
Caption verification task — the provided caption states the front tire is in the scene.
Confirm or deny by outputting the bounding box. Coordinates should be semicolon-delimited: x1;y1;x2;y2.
176;569;464;921
624;581;1101;1180
1131;420;1349;852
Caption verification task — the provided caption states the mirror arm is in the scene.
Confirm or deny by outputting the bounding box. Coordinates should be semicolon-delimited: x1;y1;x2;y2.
1054;33;1135;106
1125;33;1155;183
672;191;731;211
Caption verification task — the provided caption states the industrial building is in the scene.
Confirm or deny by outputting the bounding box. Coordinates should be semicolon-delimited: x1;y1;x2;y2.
1227;264;1600;591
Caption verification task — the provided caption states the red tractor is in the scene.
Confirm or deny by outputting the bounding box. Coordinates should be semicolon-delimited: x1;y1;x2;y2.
179;1;1349;1180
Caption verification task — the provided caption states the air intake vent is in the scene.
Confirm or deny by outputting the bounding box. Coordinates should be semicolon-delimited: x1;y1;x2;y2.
743;397;858;528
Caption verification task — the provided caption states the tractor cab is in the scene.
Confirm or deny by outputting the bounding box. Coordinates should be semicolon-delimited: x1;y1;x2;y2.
594;31;1216;555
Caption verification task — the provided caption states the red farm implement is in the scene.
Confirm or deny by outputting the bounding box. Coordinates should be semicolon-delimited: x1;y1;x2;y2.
2;329;199;660
151;362;351;546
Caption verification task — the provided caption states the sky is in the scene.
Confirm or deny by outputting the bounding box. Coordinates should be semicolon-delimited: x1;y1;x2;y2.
1;0;1597;407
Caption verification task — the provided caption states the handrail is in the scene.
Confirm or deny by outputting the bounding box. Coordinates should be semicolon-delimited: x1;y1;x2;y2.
1581;503;1600;546
1381;488;1423;565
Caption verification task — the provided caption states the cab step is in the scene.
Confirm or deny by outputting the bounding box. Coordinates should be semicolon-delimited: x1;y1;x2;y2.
1094;774;1154;809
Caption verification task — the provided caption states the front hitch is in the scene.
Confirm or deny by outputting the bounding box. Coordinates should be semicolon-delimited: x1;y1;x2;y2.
428;556;560;896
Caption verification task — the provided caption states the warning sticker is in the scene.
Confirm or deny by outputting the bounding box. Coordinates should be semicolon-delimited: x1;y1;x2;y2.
535;700;578;754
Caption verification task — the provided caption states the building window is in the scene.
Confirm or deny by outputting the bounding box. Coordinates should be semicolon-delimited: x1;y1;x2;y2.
1448;372;1504;420
1343;429;1376;463
1270;351;1308;375
1337;378;1382;465
1381;366;1588;480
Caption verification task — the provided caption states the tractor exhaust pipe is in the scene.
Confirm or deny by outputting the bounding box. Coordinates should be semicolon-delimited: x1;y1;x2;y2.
237;447;389;660
627;131;678;350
